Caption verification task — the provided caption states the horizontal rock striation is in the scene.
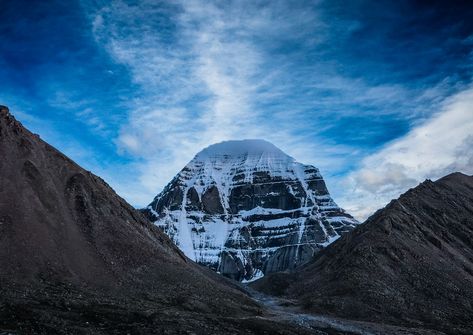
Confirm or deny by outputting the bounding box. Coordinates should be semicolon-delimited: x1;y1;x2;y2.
144;139;358;281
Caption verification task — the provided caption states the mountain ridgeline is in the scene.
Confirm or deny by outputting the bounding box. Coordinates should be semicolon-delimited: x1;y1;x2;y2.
2;104;473;334
143;139;358;281
252;172;473;334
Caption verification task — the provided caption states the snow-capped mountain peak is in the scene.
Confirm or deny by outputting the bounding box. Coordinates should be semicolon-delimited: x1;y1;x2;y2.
196;139;293;161
144;139;359;282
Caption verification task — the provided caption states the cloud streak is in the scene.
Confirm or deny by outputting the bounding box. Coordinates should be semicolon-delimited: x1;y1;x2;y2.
78;0;473;211
340;86;473;220
3;0;473;218
87;0;330;204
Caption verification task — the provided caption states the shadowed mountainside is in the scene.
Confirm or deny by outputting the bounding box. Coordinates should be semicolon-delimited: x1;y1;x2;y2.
0;105;317;335
252;172;473;334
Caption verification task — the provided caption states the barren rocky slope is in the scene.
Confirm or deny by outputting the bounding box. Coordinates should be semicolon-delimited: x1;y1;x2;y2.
252;172;473;334
0;105;316;334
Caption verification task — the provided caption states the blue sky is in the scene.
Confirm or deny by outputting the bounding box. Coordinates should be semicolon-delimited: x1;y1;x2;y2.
1;0;472;219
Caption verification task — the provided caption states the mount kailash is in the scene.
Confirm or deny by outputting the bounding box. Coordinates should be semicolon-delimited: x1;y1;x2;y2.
143;139;359;281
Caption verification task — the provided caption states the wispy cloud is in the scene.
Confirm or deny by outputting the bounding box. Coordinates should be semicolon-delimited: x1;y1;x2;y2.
86;0;329;204
78;0;472;210
339;86;473;220
4;0;473;216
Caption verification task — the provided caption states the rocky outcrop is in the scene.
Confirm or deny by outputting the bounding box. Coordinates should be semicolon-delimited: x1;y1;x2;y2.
144;139;358;281
252;172;473;335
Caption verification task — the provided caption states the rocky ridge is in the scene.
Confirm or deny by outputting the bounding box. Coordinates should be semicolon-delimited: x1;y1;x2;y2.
252;172;473;334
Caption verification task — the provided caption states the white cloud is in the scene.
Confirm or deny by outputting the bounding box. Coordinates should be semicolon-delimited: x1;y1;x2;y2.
82;0;469;212
86;0;334;205
339;86;473;221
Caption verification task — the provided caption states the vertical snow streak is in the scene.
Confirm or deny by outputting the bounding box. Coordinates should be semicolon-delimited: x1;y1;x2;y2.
148;140;359;281
178;186;196;261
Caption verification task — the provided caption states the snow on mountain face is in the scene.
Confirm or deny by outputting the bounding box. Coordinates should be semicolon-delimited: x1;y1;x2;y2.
144;139;359;281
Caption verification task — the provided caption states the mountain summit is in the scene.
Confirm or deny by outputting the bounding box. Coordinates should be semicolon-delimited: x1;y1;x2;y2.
197;139;289;158
144;139;358;281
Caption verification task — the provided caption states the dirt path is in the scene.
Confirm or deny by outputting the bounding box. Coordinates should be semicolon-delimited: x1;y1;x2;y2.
245;287;445;335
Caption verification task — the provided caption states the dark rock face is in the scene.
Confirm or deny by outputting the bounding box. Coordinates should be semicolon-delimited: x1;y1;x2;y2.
264;244;317;273
202;185;224;214
144;139;359;281
0;107;292;334
252;172;473;334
